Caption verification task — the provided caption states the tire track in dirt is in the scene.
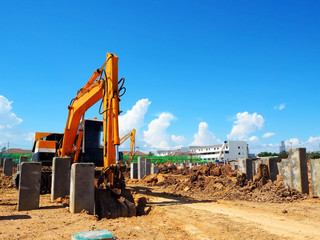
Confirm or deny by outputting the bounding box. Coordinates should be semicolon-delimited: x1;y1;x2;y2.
149;196;282;240
183;202;320;240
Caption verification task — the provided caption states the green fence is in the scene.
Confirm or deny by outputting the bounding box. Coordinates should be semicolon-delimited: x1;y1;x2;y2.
0;153;32;164
123;155;202;164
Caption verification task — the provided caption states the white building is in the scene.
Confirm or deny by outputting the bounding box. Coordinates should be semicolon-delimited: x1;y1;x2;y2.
189;141;248;162
279;141;286;152
157;147;189;156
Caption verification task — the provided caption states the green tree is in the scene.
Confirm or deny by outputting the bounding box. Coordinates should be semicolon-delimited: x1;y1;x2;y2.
257;152;278;157
307;152;320;160
1;146;6;152
148;151;154;156
278;151;288;160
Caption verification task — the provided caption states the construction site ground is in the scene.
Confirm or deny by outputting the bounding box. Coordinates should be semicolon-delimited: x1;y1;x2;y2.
1;165;320;240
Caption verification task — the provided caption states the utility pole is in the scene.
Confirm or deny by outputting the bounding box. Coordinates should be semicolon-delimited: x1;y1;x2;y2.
7;142;9;153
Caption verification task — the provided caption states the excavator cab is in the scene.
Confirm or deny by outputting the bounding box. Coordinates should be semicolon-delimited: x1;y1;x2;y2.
81;119;124;166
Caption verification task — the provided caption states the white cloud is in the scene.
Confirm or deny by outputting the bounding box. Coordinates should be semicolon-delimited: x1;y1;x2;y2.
249;136;320;154
171;135;185;145
263;132;275;138
25;132;35;142
143;112;183;149
118;99;185;152
285;138;300;147
274;103;286;110
0;95;34;147
249;136;259;142
190;122;221;146
307;136;320;144
0;96;22;129
119;98;151;136
284;137;320;152
227;112;264;140
248;140;280;154
118;98;151;151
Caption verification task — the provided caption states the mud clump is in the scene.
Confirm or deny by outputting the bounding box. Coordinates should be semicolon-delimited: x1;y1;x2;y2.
53;195;70;206
133;195;152;216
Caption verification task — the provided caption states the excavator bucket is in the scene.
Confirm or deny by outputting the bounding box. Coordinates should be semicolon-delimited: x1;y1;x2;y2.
95;188;136;219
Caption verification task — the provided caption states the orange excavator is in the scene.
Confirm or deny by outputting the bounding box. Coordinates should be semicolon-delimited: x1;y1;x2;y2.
29;53;136;218
120;128;136;162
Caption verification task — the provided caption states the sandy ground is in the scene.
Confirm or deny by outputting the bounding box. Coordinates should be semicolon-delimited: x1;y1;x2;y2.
1;184;320;240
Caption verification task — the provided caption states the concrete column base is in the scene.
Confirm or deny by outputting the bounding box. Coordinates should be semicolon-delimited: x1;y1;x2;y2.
145;158;151;176
130;163;138;179
138;157;146;180
310;159;320;197
238;158;253;180
18;162;42;211
51;157;71;202
70;163;95;214
3;158;13;176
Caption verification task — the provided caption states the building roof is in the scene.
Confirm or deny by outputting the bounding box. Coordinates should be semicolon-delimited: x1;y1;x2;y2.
0;148;32;154
157;149;180;153
121;151;146;156
189;144;223;150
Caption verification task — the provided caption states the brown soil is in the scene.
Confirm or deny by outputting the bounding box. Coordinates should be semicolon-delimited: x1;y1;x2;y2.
1;165;320;239
0;173;14;189
130;163;308;203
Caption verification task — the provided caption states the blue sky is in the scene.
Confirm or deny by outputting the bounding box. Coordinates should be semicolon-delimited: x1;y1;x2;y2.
0;1;319;153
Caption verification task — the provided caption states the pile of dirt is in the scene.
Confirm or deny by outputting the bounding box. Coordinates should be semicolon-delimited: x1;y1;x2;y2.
137;163;308;203
0;174;14;189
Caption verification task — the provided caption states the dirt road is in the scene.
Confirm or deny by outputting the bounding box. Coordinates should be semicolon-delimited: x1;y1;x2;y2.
1;185;320;240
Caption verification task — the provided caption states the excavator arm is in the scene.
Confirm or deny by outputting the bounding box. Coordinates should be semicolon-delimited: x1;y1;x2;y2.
59;64;106;161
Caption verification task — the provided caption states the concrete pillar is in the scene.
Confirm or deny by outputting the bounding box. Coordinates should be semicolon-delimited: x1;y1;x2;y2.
20;155;28;164
137;157;146;180
277;160;292;188
253;160;262;175
130;162;138;179
70;163;95;214
17;156;28;172
151;163;159;174
51;157;71;202
18;162;41;211
289;148;309;194
266;157;279;182
3;158;13;176
145;158;151;176
230;161;238;170
0;157;4;167
310;159;320;197
238;159;253;180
